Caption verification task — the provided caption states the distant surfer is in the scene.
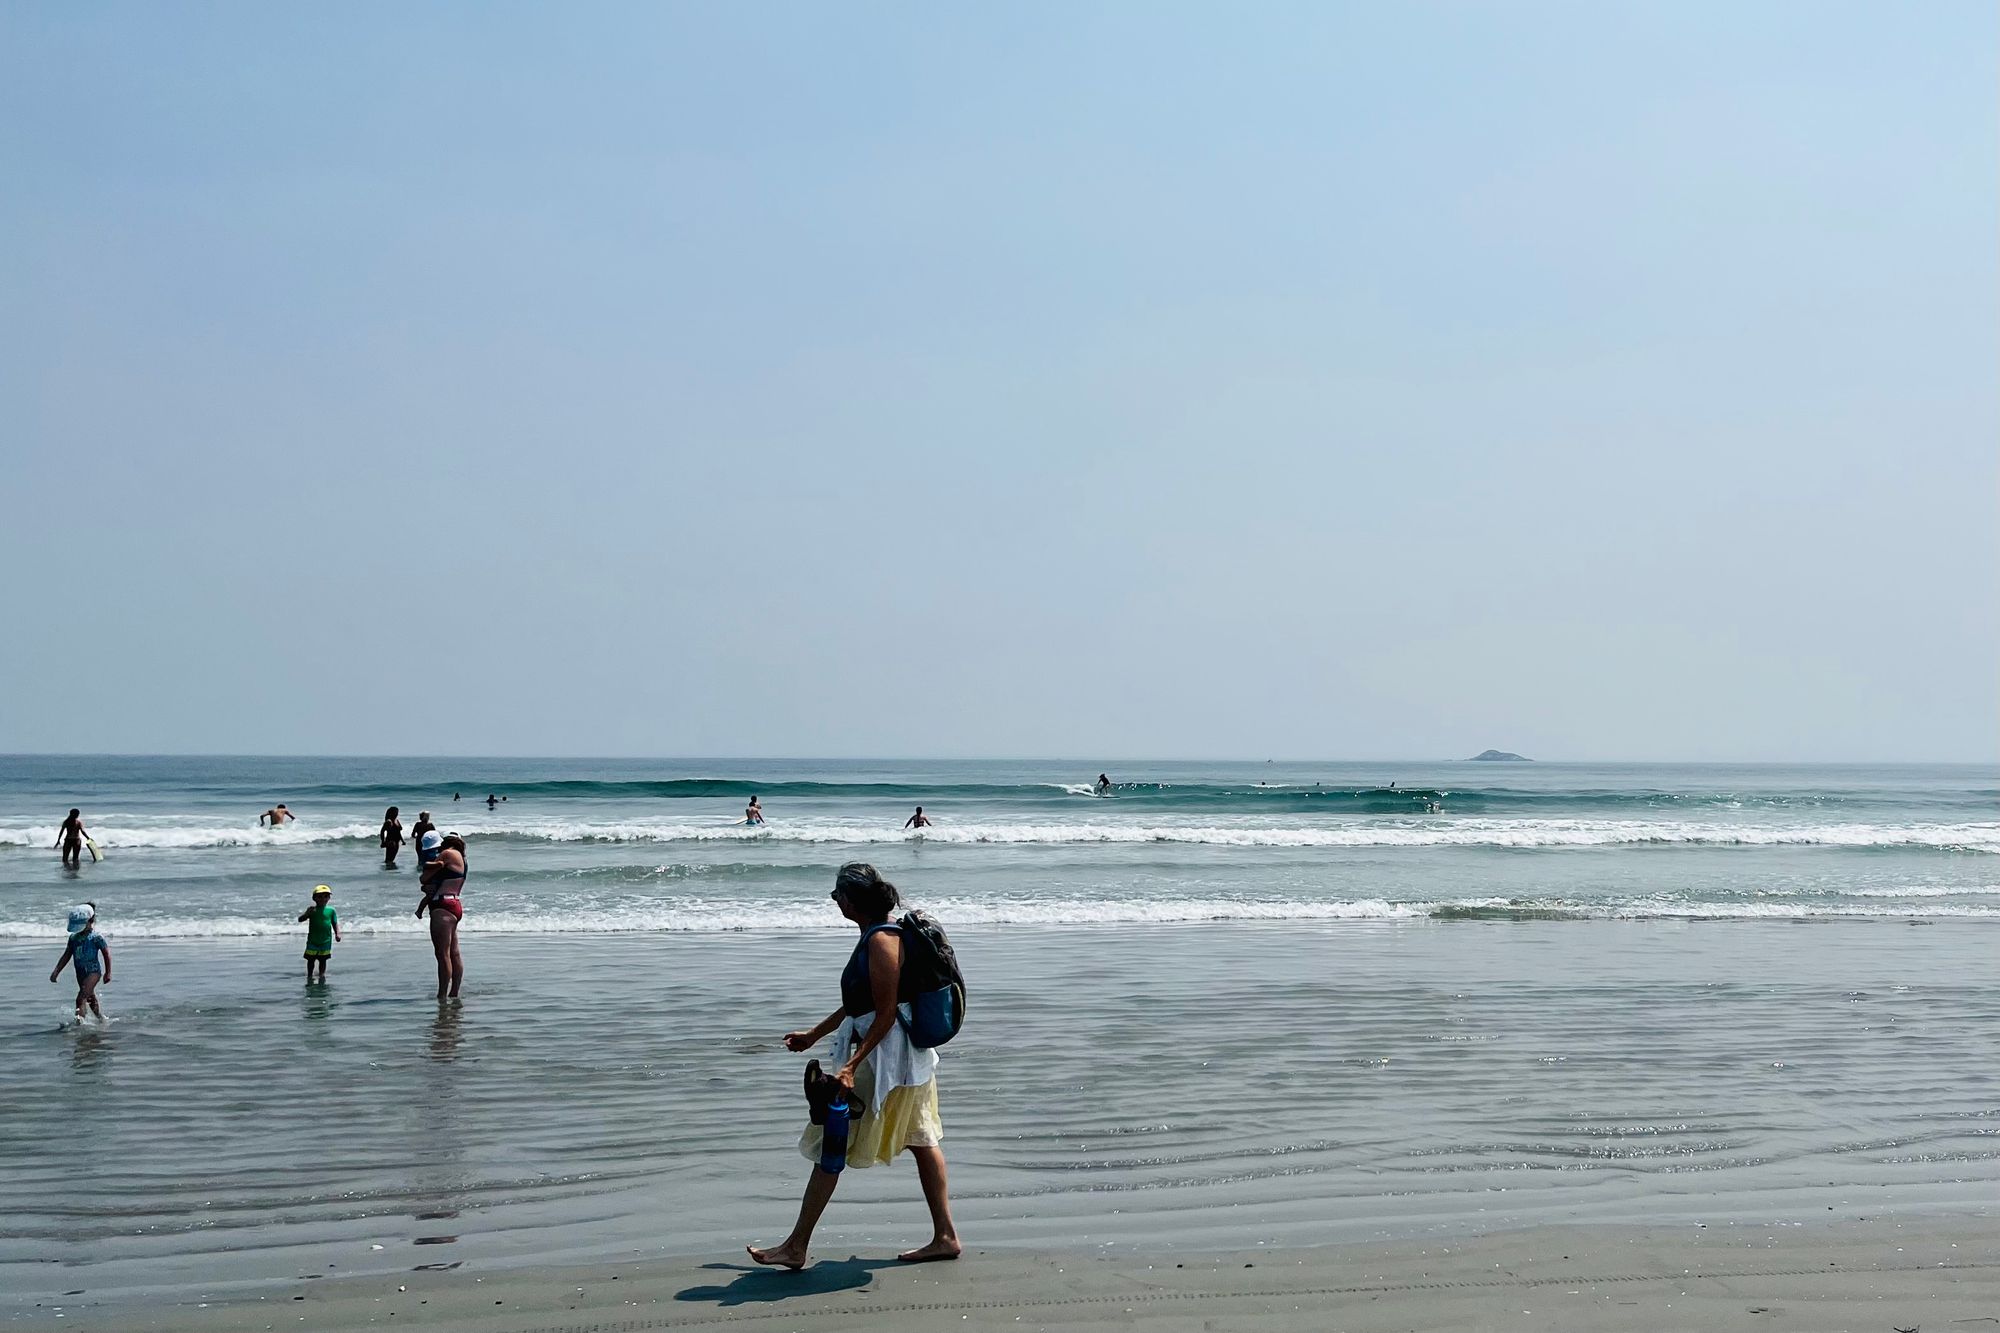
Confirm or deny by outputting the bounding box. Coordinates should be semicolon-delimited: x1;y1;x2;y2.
904;806;932;830
259;804;296;828
54;809;88;868
485;793;499;810
379;806;405;867
453;792;461;802
1094;774;1112;796
742;796;765;827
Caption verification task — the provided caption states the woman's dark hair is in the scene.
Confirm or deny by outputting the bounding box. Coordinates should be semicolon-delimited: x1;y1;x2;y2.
835;862;900;920
441;833;466;852
386;806;399;818
68;808;80;819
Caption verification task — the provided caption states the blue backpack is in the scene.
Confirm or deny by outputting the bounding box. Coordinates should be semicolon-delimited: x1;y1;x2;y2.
895;911;966;1048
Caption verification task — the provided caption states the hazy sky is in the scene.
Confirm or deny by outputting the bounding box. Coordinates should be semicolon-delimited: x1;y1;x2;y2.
3;3;1994;761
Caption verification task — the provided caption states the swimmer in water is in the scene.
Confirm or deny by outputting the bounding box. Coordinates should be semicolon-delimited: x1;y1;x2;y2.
260;804;296;828
485;794;498;810
904;806;931;830
742;796;765;826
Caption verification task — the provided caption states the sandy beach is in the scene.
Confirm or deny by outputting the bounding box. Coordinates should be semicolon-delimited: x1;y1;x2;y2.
31;1215;1992;1332
9;0;1996;1321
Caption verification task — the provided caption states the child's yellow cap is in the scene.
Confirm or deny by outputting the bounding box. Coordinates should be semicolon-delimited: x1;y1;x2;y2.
312;885;332;898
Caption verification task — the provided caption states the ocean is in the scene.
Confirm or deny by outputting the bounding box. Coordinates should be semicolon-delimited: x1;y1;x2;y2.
2;756;1996;1309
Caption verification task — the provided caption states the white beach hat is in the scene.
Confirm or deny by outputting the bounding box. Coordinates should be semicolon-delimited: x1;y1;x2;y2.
419;830;442;853
66;904;94;933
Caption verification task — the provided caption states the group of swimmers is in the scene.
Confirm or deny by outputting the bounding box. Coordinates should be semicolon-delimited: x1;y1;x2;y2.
736;797;935;831
48;797;478;1010
368;805;473;996
284;815;439;986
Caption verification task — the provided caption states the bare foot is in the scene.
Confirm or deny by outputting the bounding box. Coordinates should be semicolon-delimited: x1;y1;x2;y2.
898;1238;962;1263
746;1242;808;1270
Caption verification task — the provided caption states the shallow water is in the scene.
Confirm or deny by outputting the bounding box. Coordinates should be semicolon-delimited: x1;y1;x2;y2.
2;757;1996;1309
4;921;1998;1309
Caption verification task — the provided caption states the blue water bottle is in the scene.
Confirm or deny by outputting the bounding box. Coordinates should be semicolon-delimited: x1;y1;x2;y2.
820;1087;851;1175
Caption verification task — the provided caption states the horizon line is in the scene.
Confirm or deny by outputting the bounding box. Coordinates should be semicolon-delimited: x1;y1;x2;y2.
1;752;1994;767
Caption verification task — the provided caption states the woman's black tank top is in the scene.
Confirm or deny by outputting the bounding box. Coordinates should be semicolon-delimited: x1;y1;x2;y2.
840;923;899;1017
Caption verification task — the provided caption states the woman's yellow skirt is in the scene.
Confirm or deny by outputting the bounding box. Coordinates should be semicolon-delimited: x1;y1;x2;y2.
798;1064;942;1169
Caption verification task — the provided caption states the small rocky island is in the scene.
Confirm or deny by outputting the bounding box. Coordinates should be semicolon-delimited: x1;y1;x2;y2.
1468;749;1531;762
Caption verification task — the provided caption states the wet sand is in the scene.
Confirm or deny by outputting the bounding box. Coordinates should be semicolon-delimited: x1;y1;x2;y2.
40;1214;1998;1332
12;922;2000;1310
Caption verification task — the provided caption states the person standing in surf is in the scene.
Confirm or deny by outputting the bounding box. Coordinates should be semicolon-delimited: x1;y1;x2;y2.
379;806;405;867
49;903;110;1019
54;809;88;868
747;863;959;1270
409;811;437;866
742;796;765;826
904;806;931;830
416;833;467;1000
298;885;341;981
260;803;296;828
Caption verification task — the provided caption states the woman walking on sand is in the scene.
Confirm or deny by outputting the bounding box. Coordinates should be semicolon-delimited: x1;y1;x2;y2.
415;833;468;999
748;863;960;1269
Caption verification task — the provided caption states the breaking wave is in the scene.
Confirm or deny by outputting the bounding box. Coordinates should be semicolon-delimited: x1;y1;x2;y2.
6;819;1995;853
3;891;1997;939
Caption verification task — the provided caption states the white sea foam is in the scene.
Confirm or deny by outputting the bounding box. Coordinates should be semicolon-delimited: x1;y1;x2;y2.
7;808;1992;852
3;892;1997;939
0;822;383;850
1819;883;2000;898
5;817;1993;852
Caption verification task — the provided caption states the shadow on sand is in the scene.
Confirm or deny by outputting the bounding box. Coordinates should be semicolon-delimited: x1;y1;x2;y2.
675;1257;895;1307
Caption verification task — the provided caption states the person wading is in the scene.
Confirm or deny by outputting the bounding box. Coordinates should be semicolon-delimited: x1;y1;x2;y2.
415;833;468;999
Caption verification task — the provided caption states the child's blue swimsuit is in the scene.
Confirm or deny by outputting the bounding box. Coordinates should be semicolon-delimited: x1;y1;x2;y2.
70;930;106;976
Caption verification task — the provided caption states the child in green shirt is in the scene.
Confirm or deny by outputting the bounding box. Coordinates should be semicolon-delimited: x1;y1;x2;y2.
298;885;341;981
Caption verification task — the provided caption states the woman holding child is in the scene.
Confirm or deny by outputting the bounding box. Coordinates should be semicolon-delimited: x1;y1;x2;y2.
416;833;468;999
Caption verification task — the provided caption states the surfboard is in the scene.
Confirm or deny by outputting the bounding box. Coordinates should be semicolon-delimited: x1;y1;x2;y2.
86;838;101;863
